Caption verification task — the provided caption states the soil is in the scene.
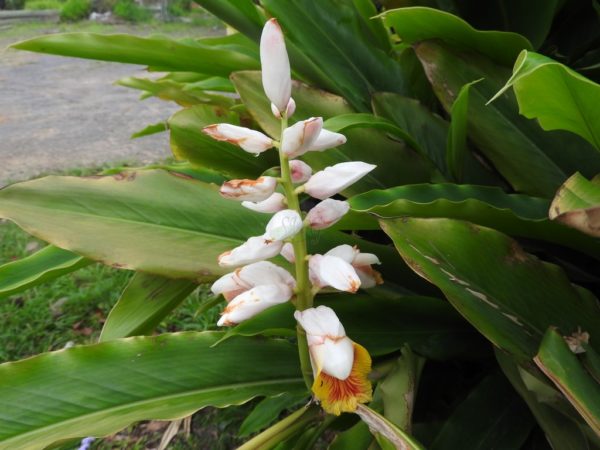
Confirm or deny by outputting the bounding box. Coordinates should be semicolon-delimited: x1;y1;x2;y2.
0;24;214;186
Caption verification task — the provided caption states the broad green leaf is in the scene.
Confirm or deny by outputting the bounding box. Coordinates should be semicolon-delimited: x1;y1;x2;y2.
239;392;307;437
415;41;600;197
0;245;90;299
131;121;167;139
0;170;267;281
535;328;600;435
497;350;596;450
101;162;226;184
168;104;280;178
430;371;534;450
491;51;600;150
231;71;437;192
381;217;600;360
182;76;236;93
0;332;303;449
218;294;488;360
262;0;412;111
11;33;259;76
355;404;425;450
549;173;600;238
446;80;481;182
350;183;600;259
329;421;374;450
380;7;532;65
100;273;197;341
194;0;264;40
379;346;425;432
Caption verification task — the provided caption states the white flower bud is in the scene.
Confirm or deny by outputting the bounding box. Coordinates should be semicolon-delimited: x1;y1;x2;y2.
202;124;273;154
304;162;376;200
242;192;286;213
309;254;361;293
280;242;296;263
260;18;292;114
290;160;312;183
281;117;323;158
326;245;382;289
218;283;293;326
306;199;350;230
265;209;303;241
218;235;283;267
220;176;277;202
307;129;347;152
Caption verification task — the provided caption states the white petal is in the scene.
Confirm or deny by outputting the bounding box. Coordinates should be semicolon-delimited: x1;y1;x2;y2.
260;18;291;112
218;284;292;326
355;266;378;289
308;254;327;289
320;337;354;380
285;98;296;117
290;160;312;183
281;117;323;158
307;129;347;152
218;235;283;267
325;244;357;263
306;199;350;230
294;305;346;343
265;209;303;241
220;176;277;202
235;261;295;289
242;192;286;213
353;252;381;266
318;255;361;293
280;242;296;263
202;124;273;154
304;162;376;200
210;272;247;301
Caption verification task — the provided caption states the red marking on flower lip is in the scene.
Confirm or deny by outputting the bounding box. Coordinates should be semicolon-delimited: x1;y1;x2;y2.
348;278;360;293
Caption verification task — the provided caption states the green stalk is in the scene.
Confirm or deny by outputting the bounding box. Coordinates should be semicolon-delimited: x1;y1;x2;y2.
278;112;314;391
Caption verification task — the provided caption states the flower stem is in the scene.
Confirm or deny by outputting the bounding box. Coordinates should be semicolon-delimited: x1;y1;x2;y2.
279;112;314;391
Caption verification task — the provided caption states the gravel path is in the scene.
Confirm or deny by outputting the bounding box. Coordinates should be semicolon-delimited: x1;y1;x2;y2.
0;27;195;186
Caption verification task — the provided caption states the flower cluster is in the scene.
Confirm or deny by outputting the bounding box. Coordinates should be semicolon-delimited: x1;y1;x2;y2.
204;18;382;416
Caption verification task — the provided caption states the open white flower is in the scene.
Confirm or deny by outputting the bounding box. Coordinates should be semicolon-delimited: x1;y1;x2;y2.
290;160;312;183
326;245;382;288
218;235;283;267
304;162;376;200
265;209;303;241
220;176;277;202
242;192;286;213
260;18;293;116
218;284;293;326
306;199;349;230
294;306;372;415
281;117;323;158
309;254;361;293
202;124;274;154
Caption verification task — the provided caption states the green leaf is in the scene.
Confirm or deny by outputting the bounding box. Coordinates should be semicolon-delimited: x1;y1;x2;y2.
430;371;534;450
497;350;597;450
549;173;600;238
218;294;488;360
380;7;532;66
349;183;600;259
446;80;481;182
380;217;600;360
231;71;437;192
0;170;267;281
239;392;307;437
168;104;280;178
0;245;90;299
490;51;600;150
131;121;168;139
100;273;197;341
415;41;600;197
194;0;264;41
355;404;425;450
329;421;374;450
535;328;600;435
262;0;412;111
11;33;259;76
101;162;226;185
0;332;303;449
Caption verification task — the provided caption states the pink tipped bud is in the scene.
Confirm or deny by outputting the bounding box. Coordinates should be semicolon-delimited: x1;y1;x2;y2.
280;242;296;263
307;129;347;152
260;18;292;113
242;192;286;213
306;199;350;230
290;160;312;183
265;209;303;241
202;124;273;154
220;176;277;202
218;235;283;267
281;117;323;158
304;162;376;200
218;283;293;326
285;98;296;117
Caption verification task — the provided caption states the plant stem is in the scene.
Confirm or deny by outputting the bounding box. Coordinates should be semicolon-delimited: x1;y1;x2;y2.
278;112;314;391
